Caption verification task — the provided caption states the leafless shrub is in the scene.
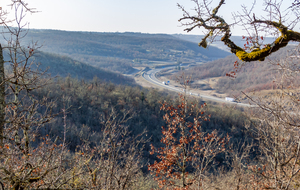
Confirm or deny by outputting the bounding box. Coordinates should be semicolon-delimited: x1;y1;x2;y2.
69;108;148;190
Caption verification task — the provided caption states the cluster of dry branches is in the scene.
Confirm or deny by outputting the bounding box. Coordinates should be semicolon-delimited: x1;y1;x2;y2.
0;2;148;190
175;1;300;189
178;0;300;62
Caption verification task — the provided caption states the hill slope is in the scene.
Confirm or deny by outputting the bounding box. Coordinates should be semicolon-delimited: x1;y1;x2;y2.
3;50;135;85
0;29;230;74
171;45;298;96
24;30;230;60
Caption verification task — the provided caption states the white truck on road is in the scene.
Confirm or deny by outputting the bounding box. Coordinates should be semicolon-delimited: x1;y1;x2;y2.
225;97;235;102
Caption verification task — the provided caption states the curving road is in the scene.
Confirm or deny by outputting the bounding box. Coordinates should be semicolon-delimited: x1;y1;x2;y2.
142;67;253;107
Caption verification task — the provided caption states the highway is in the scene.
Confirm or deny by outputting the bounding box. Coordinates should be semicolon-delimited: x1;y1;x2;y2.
142;67;253;107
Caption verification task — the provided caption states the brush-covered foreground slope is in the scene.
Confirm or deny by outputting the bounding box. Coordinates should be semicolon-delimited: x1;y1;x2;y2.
1;29;230;73
36;76;249;162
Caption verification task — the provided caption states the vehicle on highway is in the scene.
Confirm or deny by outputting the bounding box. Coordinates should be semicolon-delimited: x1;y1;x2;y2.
225;97;235;102
162;81;169;85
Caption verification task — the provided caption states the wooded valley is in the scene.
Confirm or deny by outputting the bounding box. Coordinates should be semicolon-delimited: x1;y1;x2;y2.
2;0;300;189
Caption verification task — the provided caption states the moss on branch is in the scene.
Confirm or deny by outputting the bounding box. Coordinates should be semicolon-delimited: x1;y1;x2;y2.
220;23;300;62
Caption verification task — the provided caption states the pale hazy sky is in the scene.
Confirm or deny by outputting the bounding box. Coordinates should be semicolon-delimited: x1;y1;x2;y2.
1;0;296;35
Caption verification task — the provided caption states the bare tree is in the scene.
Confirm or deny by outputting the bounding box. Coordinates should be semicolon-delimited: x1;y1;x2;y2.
240;49;300;189
0;2;70;189
69;108;148;190
0;0;38;147
0;44;4;147
178;0;300;62
178;1;300;189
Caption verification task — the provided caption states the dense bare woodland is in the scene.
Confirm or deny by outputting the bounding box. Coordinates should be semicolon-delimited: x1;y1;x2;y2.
1;0;300;189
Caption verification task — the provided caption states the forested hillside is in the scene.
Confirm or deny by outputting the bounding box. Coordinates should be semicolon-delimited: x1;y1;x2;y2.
2;49;136;85
3;0;300;189
0;29;230;74
34;77;248;161
172;45;299;96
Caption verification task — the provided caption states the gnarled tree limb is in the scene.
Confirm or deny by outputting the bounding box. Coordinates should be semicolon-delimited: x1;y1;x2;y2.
221;20;300;62
179;0;300;62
